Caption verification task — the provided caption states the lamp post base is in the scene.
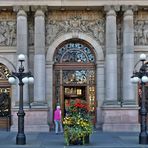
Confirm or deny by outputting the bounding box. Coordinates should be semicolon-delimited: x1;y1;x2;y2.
16;133;26;145
139;133;148;144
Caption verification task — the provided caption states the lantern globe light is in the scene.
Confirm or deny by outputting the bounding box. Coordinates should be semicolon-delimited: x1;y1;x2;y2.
130;77;135;83
8;76;16;84
28;77;34;84
22;77;29;84
131;76;140;83
141;76;148;83
140;54;146;61
18;54;25;61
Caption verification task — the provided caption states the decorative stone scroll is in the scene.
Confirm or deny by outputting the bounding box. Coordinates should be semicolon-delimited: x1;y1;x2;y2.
46;11;105;46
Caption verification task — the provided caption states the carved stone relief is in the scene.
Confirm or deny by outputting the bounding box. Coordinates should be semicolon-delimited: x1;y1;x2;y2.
134;12;148;45
0;12;16;46
46;11;105;46
0;21;16;46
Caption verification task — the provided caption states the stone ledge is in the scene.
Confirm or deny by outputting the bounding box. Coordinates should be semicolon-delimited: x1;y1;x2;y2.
103;123;140;132
11;125;49;132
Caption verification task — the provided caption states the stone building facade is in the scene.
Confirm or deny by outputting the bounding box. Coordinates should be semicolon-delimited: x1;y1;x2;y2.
0;0;148;132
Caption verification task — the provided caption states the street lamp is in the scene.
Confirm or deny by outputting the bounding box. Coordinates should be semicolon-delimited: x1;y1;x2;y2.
131;53;148;144
8;54;34;145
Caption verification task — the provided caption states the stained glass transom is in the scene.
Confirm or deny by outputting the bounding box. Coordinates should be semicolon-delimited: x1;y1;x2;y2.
54;43;95;63
63;70;87;84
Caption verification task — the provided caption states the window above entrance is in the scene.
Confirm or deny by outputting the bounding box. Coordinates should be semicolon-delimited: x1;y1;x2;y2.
54;42;95;64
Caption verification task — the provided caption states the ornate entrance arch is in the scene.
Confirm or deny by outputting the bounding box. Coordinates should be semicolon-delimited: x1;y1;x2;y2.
53;40;96;122
46;32;104;125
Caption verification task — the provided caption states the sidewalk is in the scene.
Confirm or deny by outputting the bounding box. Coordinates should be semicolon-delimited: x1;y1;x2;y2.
1;130;148;148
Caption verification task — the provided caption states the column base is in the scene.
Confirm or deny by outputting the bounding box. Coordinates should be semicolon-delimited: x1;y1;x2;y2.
101;106;140;132
11;108;49;132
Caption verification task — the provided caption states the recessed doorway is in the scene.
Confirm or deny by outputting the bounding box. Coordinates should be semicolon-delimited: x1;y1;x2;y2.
53;40;96;124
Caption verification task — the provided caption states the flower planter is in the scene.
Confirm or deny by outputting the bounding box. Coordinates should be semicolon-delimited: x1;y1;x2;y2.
67;134;89;145
63;99;93;146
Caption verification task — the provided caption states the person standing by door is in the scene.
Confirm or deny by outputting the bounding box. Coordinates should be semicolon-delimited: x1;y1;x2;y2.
54;105;63;134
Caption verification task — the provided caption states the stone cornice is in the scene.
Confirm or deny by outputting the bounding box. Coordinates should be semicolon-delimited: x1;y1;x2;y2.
122;5;138;11
0;1;148;7
104;5;120;12
13;6;30;12
31;6;48;12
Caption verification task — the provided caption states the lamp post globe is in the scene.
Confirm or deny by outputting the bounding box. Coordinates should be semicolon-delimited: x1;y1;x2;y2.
22;77;29;84
8;77;16;84
9;54;34;145
28;77;34;84
141;76;148;83
131;53;148;144
140;54;146;61
18;54;25;61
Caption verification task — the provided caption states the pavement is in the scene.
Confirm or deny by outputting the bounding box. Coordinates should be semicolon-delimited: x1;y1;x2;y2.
1;130;148;148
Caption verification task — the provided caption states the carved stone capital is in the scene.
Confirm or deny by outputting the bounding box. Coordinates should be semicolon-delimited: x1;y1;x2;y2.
122;5;138;12
31;6;48;13
17;9;27;17
104;5;120;12
13;6;30;12
35;9;45;17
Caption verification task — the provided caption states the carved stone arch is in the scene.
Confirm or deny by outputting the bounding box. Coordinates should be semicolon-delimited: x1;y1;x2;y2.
46;32;105;126
0;56;15;72
46;32;104;62
0;56;16;110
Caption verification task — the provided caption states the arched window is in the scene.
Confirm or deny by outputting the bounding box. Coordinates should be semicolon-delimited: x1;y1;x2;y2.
54;42;95;64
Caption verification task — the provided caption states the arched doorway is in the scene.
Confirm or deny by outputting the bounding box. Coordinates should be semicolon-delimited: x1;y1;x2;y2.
0;63;11;130
53;40;96;123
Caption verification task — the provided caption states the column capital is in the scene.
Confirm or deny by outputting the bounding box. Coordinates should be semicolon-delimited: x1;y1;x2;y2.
122;5;138;12
13;6;30;13
31;6;48;13
104;5;120;12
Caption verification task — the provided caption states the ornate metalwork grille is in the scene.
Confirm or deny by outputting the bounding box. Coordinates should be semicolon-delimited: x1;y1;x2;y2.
54;42;95;63
0;63;11;117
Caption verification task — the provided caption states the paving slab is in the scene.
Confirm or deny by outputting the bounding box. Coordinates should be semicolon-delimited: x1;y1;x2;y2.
1;130;148;148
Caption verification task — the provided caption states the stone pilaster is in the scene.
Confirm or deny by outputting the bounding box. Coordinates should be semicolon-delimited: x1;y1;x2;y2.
104;6;120;105
33;7;47;105
46;62;53;125
122;6;138;105
96;61;104;129
14;6;29;106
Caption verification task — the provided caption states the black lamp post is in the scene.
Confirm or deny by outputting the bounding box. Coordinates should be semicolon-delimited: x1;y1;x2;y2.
131;53;148;144
8;54;34;145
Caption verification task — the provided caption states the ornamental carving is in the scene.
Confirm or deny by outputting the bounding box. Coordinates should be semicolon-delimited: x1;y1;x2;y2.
0;21;16;46
0;63;10;80
134;20;148;45
46;11;105;46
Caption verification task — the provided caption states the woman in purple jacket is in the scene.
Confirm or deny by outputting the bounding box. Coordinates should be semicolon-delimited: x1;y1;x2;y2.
54;106;63;134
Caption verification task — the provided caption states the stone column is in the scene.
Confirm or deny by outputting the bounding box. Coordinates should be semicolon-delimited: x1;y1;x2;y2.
104;6;120;105
122;6;138;104
33;7;47;105
14;6;29;106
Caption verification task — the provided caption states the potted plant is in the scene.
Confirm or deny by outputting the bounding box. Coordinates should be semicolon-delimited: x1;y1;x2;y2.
63;99;93;146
